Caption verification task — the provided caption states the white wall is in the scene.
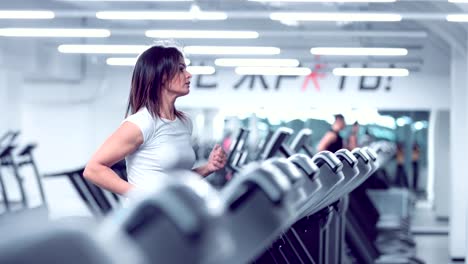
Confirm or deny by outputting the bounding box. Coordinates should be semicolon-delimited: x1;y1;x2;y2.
449;47;468;259
429;110;450;219
182;70;450;110
0;71;10;133
0;70;22;133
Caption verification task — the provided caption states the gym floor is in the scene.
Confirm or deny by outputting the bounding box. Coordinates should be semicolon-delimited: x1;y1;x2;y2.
412;202;459;264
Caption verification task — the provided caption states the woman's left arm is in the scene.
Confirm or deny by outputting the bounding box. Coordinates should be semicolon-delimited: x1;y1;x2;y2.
193;144;227;177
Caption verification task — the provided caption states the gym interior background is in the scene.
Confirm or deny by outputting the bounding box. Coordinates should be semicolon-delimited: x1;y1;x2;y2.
0;0;466;263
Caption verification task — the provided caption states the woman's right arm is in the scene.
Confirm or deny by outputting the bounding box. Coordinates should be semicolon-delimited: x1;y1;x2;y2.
83;122;143;196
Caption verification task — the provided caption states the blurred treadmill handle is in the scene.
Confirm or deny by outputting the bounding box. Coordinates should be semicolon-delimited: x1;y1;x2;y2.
124;188;202;239
225;168;284;208
363;147;378;162
10;131;20;142
267;158;303;184
288;154;319;179
260;127;294;160
304;144;315;157
0;145;16;159
0;131;11;143
335;149;358;167
228;152;241;171
311;151;343;173
237;151;249;167
351;148;370;164
280;144;295;158
18;144;37;156
289;128;312;151
226;128;249;163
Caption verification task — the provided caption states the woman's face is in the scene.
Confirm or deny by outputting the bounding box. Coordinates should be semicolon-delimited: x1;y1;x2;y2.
166;57;192;97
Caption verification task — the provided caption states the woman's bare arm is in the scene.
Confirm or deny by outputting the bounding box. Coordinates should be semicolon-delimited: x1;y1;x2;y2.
83;122;143;195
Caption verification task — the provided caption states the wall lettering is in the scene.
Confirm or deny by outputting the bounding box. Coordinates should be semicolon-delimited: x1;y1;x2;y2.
233;75;269;90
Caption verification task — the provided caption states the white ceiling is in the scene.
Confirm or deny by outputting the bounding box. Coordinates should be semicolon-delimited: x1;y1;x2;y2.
1;0;467;71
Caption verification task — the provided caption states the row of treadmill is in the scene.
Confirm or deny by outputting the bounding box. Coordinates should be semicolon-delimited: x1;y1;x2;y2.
0;127;423;264
0;131;47;212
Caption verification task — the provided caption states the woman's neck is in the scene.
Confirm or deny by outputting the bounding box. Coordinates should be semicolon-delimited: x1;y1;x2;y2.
160;109;175;120
159;92;177;120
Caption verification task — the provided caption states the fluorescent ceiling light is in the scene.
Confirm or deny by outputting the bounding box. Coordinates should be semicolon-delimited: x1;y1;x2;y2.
235;67;311;76
446;14;468;22
311;47;408;56
0;10;54;19
0;28;110;38
215;58;299;67
187;66;215;75
270;12;401;22
332;67;409;76
107;57;190;66
279;20;300;27
58;44;148;54
251;0;396;2
107;57;137;66
184;46;280;55
145;30;258;39
96;11;227;20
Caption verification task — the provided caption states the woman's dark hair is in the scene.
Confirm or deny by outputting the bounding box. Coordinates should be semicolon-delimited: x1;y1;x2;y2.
125;45;186;120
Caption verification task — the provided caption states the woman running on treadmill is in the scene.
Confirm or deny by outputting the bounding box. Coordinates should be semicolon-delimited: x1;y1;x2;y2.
83;44;227;195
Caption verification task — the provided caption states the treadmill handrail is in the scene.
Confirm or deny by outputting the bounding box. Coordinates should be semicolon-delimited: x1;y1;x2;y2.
226;128;250;172
17;144;37;156
311;151;343;173
265;158;304;184
223;164;290;208
123;185;203;239
288;154;320;180
0;145;16;159
289;128;312;153
43;167;86;178
335;149;358;167
363;147;378;162
259;127;294;160
0;131;20;154
351;148;371;163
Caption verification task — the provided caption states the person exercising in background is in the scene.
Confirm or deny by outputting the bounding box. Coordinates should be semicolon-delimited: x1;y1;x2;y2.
83;44;227;196
412;143;420;192
347;121;359;150
395;143;408;187
317;114;346;152
360;128;374;147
